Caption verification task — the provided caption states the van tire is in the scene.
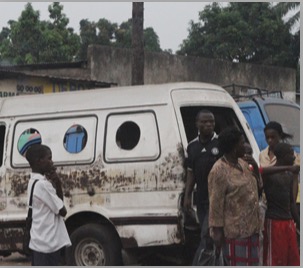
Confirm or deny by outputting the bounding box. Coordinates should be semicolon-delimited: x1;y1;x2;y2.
66;223;123;266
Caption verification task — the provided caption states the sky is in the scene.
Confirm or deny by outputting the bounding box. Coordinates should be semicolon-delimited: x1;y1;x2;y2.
0;2;217;53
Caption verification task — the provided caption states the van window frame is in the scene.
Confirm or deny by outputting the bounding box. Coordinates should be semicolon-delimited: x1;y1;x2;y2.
103;110;161;164
11;115;98;168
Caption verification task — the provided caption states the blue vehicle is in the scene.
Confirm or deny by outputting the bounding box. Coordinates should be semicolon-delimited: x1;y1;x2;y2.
224;84;301;210
224;84;300;154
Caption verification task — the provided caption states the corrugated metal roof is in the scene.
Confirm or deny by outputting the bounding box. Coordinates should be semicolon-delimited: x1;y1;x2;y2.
0;61;87;69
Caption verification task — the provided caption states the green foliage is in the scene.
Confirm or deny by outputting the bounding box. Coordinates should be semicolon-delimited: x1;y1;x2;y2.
144;27;161;52
77;18;161;59
0;3;43;64
177;2;299;68
114;19;132;48
40;2;80;62
0;2;79;64
273;2;300;31
0;2;162;64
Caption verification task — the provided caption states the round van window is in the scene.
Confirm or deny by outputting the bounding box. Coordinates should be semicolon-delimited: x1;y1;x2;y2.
17;128;42;156
116;121;140;150
63;124;87;153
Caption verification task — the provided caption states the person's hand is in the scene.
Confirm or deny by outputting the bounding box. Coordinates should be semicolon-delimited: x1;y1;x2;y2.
46;166;60;184
288;165;300;174
45;166;64;200
211;227;224;249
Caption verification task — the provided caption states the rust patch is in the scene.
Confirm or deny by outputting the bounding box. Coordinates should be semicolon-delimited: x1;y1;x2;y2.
0;227;23;251
0;201;6;211
7;170;30;197
6;144;185;202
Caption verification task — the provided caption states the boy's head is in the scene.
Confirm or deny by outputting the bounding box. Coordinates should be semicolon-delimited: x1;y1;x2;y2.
273;142;295;166
25;144;53;174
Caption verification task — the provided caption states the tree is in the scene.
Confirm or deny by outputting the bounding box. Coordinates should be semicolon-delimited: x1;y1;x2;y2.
114;19;132;49
0;2;162;63
273;2;300;32
177;2;298;68
78;19;98;60
0;3;43;64
96;18;117;46
0;2;80;64
40;2;80;62
143;27;161;52
114;19;161;52
0;26;12;64
78;17;162;60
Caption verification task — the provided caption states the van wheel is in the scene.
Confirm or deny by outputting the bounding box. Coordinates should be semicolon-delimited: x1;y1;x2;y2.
66;223;122;266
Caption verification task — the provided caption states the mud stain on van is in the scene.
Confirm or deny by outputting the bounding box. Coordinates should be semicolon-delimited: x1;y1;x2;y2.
0;201;6;210
0;228;23;251
55;146;184;196
6;143;185;209
6;170;29;197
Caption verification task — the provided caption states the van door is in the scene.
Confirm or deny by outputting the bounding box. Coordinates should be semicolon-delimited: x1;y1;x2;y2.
171;89;258;224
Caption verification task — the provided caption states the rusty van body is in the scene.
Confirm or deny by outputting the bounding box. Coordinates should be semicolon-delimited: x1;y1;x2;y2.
0;82;260;265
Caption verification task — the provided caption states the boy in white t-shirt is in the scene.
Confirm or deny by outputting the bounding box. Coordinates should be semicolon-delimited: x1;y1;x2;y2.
25;144;71;266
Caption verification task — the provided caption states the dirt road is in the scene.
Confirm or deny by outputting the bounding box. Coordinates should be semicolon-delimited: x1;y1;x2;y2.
0;253;30;266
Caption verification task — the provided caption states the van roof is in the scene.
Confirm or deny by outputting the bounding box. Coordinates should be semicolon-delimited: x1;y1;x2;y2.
0;82;226;117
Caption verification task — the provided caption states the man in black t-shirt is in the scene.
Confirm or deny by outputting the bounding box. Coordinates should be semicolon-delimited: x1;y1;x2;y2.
183;109;221;265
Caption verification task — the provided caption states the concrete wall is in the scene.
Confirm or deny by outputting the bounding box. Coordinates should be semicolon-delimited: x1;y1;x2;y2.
88;45;297;101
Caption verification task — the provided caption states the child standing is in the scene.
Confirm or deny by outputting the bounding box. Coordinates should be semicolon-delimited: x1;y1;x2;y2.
25;144;71;266
262;142;300;266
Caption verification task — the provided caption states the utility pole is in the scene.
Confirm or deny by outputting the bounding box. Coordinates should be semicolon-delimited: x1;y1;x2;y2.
131;2;144;85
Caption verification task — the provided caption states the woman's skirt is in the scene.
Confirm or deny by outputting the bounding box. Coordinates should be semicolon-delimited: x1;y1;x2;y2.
223;233;259;266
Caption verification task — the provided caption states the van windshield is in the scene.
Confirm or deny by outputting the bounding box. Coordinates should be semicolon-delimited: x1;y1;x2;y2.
264;104;300;148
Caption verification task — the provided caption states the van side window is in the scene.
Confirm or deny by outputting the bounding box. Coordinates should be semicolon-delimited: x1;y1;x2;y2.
116;121;140;150
17;128;41;156
180;106;244;142
264;104;300;148
105;111;160;162
0;124;5;167
12;116;97;167
64;124;88;153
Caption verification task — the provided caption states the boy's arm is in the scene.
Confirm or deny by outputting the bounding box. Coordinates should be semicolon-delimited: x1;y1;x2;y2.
261;165;300;176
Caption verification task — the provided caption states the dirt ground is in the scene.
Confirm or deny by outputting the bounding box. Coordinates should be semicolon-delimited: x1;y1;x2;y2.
0;253;30;266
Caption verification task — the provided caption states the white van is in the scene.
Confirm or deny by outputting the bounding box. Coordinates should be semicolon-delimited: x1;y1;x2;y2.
0;82;259;265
